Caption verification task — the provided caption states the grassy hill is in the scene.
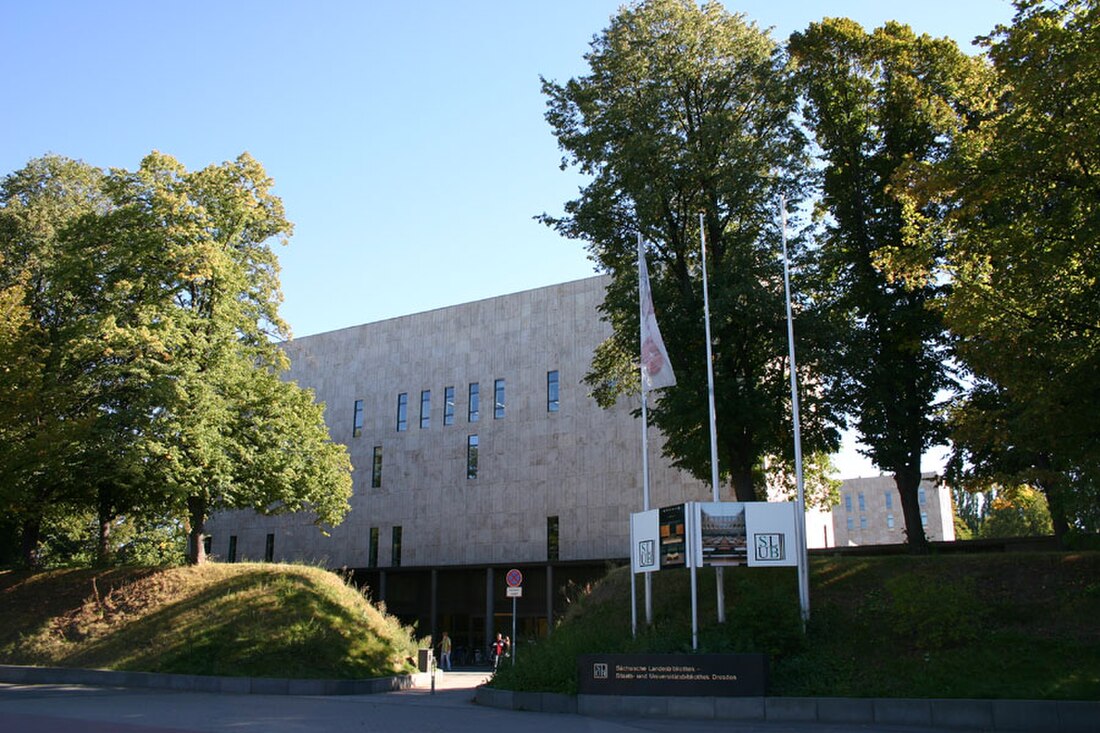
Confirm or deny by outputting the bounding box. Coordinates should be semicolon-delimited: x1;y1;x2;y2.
0;563;419;679
490;552;1100;700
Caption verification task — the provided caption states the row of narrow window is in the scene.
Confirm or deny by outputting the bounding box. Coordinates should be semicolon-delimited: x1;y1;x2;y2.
846;512;928;531
365;516;560;568
842;488;927;513
369;433;479;489
352;371;560;438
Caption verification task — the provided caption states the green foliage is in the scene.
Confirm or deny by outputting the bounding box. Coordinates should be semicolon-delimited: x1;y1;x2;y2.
885;573;985;649
541;0;841;501
790;18;994;550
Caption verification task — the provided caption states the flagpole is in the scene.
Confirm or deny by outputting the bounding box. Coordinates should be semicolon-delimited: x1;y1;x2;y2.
780;197;811;624
698;213;725;624
638;232;654;628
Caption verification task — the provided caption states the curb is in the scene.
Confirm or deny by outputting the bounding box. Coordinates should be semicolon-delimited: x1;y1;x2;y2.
473;686;1100;733
0;664;418;696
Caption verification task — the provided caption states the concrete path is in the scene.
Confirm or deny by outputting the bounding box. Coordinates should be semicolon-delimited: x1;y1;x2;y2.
0;672;967;733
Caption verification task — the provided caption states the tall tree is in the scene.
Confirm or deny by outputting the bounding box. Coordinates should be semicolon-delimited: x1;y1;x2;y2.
542;0;840;501
790;19;993;550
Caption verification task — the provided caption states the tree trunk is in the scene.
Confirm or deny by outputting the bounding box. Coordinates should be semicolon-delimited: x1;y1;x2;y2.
729;465;759;502
20;515;42;569
1037;478;1071;548
187;494;207;565
96;490;114;566
894;465;929;553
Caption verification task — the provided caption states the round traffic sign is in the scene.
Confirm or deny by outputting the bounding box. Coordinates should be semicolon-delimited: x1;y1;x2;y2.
506;568;523;587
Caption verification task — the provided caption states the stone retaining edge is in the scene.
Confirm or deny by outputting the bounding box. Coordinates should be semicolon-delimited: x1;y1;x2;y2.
473;686;1099;733
0;664;417;696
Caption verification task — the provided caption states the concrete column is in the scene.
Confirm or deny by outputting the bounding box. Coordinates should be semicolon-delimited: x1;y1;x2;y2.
430;568;439;642
484;567;494;653
546;564;554;637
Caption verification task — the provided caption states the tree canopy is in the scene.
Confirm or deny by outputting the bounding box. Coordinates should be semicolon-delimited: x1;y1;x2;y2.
0;153;352;566
542;0;841;502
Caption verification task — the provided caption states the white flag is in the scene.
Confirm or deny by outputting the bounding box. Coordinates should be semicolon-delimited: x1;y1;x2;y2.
638;234;677;391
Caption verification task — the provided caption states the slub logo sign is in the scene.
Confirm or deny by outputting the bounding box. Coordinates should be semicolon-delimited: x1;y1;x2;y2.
754;532;785;562
593;663;609;680
637;539;656;569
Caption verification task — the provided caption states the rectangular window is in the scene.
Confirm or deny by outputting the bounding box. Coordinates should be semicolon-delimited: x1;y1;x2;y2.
859;515;868;530
352;399;364;438
467;434;479;479
368;527;379;568
372;445;383;488
444;386;455;426
547;516;559;561
846;516;854;531
858;493;866;512
265;533;275;562
885;492;893;509
921;512;928;527
396;393;408;431
547;370;560;412
468;383;479;422
420;390;431;429
919;487;927;505
494;378;506;419
203;535;212;557
391;526;402;567
887;514;895;529
228;535;237;563
844;494;852;512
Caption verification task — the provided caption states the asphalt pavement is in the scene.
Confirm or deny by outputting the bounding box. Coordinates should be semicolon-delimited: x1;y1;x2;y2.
0;671;958;733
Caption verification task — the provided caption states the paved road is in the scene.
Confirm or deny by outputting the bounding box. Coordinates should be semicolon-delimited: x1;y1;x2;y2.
0;672;947;733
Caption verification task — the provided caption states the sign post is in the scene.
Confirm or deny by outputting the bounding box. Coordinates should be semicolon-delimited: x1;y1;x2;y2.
506;568;523;666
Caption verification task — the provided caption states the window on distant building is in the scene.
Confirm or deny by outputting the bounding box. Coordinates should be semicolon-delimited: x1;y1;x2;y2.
858;493;866;512
846;516;854;531
547;516;559;561
420;390;431;429
467;434;479;479
203;535;212;557
494;378;505;419
885;492;893;509
372;446;383;488
468;383;479;422
887;514;895;529
444;386;455;426
265;533;275;562
844;494;852;512
391;526;402;567
227;535;237;563
396;393;408;431
352;399;364;438
921;512;928;527
547;370;560;412
919;487;927;505
368;527;379;568
860;515;868;530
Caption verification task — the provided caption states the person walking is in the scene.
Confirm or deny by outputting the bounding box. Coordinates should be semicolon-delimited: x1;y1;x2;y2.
438;632;452;671
489;633;505;671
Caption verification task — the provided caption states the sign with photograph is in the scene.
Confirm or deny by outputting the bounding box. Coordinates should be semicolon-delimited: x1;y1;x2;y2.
658;504;687;568
693;502;748;567
630;509;660;574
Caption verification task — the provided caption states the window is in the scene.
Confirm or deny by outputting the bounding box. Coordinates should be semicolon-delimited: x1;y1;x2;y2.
919;487;927;505
368;527;379;568
420;390;431;429
858;493;866;512
444;386;455;426
844;494;852;512
467;434;479;479
228;535;237;563
885;492;893;509
203;535;212;557
846;516;854;531
396;393;408;431
547;516;559;561
468;383;479;422
887;514;895;529
547;370;560;412
265;533;275;562
391;526;402;567
921;512;928;527
859;515;868;530
494;379;505;419
352;399;364;438
372;446;383;488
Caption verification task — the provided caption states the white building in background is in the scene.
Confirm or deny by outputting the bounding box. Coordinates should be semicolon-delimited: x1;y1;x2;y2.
205;275;955;651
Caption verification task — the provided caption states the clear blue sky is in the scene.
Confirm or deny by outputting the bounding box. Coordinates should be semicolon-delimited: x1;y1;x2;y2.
2;0;1017;477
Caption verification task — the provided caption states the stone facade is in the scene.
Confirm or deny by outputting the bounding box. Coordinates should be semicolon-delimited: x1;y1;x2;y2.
205;275;709;569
